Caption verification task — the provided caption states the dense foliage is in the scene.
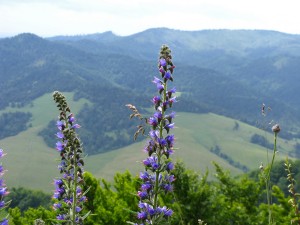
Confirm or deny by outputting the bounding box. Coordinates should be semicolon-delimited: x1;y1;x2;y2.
7;187;51;212
250;134;274;149
0;112;32;139
6;160;300;225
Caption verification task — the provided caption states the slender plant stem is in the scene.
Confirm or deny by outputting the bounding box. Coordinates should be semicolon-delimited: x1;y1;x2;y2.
266;132;278;225
153;82;167;213
72;147;78;224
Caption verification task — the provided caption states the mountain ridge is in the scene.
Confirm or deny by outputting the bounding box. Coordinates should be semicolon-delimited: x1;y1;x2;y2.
1;28;300;155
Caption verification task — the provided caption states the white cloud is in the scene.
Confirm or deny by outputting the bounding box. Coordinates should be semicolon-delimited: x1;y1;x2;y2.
1;0;300;37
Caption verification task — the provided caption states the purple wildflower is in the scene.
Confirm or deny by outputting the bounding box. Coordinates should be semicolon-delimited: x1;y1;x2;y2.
56;132;64;139
140;171;150;180
52;91;87;224
137;211;148;220
164;123;175;133
152;96;161;105
148;117;158;127
149;130;159;139
0;219;8;225
55;141;66;152
0;188;8;197
166;162;174;172
159;58;167;67
152;76;161;84
162;207;173;217
158;138;167;147
141;182;152;191
130;46;176;224
53;203;62;210
153;111;162;120
138;191;148;200
164;71;171;80
56;214;66;220
162;183;173;192
71;124;81;129
0;149;5;158
56;121;65;130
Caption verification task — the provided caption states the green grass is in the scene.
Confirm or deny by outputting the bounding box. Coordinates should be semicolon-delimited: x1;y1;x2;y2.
0;95;297;192
0;92;90;192
85;112;296;181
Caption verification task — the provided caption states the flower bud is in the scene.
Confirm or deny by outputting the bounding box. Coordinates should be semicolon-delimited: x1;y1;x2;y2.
272;124;280;133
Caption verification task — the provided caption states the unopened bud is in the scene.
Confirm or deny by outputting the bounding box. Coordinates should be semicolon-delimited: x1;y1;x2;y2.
272;124;280;133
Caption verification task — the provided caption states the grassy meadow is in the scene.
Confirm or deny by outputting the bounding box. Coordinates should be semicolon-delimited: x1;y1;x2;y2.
0;92;90;191
0;93;297;192
86;112;296;181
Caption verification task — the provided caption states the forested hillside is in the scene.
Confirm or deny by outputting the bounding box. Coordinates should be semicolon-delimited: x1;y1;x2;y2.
1;28;300;155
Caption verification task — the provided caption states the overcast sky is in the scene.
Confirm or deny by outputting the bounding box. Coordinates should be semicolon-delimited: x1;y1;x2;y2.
0;0;299;37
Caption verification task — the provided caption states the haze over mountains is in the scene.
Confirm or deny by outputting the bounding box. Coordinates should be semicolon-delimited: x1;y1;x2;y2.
1;28;300;154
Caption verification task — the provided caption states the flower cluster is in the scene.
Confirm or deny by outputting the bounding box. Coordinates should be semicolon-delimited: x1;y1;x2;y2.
52;91;89;224
0;148;9;225
135;45;176;225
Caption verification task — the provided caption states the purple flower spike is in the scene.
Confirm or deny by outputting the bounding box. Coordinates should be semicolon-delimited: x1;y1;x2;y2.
130;46;175;224
52;91;86;224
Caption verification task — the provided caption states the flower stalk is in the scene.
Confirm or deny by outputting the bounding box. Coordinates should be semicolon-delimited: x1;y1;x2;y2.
52;91;89;224
264;124;280;225
128;45;176;225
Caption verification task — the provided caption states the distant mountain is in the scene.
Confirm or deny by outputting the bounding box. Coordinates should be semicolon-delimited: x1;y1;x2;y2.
1;28;300;155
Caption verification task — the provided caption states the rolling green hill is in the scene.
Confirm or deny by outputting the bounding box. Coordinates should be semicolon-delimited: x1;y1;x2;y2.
0;92;296;192
85;112;296;181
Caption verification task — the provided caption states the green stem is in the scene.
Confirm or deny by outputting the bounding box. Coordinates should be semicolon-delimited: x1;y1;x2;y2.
64;113;78;225
72;146;78;224
266;132;278;225
153;81;167;219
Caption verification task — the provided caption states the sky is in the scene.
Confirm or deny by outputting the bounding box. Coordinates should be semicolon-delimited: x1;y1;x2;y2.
0;0;300;37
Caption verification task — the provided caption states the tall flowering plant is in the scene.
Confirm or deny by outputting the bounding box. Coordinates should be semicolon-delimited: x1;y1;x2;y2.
127;45;176;225
0;148;9;225
52;91;89;224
